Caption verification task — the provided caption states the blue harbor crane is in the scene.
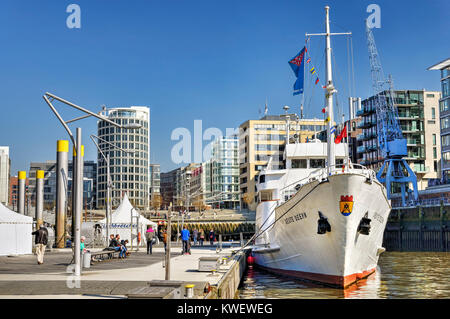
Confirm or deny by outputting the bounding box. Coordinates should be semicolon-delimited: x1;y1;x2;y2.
365;22;419;207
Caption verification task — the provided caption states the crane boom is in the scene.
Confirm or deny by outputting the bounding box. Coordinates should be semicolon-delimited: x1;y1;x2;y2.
365;21;418;206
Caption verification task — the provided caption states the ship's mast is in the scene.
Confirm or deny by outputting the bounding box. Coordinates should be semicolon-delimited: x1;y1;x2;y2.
306;6;351;175
324;6;335;173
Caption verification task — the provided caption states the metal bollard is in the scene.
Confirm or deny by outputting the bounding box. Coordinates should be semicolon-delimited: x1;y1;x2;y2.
185;284;195;298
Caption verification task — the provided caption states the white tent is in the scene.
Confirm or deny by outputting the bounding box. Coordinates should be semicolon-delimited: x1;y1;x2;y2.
0;203;33;256
95;194;157;247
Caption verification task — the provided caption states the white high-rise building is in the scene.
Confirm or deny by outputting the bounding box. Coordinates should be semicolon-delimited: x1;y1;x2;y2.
0;147;10;205
96;107;150;210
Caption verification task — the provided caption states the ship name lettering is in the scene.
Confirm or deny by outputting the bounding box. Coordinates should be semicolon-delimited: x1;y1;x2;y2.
285;212;307;225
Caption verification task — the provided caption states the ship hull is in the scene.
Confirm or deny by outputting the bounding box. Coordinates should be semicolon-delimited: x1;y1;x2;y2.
253;172;390;288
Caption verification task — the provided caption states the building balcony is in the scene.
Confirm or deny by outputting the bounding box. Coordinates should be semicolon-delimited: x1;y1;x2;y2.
413;166;430;174
356;133;365;141
357;121;375;129
406;139;422;146
356;105;376;116
397;113;423;120
357;145;367;153
401;127;420;133
360;159;370;166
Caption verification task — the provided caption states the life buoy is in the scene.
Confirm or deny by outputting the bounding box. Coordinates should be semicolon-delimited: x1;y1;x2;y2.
138;232;141;243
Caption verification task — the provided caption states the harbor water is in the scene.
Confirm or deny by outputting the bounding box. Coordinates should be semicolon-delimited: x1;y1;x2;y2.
237;252;450;299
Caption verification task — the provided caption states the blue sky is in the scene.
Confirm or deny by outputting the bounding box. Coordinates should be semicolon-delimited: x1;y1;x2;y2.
0;0;448;174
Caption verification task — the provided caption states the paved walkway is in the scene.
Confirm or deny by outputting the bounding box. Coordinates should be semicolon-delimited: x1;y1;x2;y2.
0;243;239;298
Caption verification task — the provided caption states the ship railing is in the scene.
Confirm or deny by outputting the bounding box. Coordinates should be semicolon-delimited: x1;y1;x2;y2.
279;163;376;204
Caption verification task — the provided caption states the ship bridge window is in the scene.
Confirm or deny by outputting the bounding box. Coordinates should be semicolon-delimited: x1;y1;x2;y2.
259;175;266;183
292;159;307;169
310;159;325;168
260;191;273;202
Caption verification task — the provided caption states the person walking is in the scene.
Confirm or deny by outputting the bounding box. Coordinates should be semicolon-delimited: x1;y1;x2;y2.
145;226;155;255
181;226;191;255
32;225;48;265
209;229;215;246
193;228;198;246
199;229;205;246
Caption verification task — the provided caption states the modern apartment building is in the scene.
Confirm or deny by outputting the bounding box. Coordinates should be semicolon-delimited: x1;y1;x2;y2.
29;161;57;209
161;168;177;208
28;160;96;209
428;58;450;182
9;175;29;211
175;163;199;211
149;163;161;209
161;136;240;211
239;115;327;210
190;162;207;210
357;90;441;190
0;147;10;205
96;106;150;210
208;135;239;209
347;118;363;165
68;161;97;209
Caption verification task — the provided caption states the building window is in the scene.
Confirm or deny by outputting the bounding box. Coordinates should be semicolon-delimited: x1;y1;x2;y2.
431;107;436;119
433;147;437;159
433;134;437;146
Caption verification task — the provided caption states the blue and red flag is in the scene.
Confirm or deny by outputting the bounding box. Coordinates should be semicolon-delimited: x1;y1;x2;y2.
288;47;307;96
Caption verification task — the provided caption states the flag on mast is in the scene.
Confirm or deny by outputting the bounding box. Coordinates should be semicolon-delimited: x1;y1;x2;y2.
288;47;307;96
334;125;347;144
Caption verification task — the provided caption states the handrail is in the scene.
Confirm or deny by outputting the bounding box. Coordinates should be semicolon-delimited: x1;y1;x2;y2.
277;163;372;192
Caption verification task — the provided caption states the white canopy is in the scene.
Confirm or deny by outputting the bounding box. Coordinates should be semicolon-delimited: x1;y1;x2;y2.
0;202;33;256
96;193;157;247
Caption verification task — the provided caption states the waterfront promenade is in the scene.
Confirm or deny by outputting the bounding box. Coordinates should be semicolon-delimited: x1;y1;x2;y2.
0;243;243;298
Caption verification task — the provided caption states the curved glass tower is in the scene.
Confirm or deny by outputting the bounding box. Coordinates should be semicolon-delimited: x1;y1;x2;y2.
96;106;150;210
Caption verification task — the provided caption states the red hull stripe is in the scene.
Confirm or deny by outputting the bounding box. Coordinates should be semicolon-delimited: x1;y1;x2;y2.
257;265;376;288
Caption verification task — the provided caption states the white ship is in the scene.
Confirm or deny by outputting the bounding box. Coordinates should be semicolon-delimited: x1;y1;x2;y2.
251;6;391;288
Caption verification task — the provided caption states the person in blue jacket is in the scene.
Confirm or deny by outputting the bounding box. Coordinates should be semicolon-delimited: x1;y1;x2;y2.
181;226;191;255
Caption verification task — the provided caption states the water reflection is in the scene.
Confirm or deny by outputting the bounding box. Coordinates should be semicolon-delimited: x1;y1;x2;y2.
237;252;450;299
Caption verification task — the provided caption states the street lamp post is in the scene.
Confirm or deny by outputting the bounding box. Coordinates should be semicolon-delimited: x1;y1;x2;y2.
42;92;142;277
90;134;137;245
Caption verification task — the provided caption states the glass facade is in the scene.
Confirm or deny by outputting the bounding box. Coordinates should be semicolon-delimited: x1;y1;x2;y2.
208;136;239;209
359;91;428;168
439;66;450;180
96;107;150;210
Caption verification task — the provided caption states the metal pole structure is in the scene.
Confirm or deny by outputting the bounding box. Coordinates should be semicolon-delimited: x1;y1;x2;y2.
324;6;335;174
18;171;26;214
56;140;69;248
90;134;136;245
130;208;133;251
35;170;44;229
106;152;111;245
71;149;76;243
72;144;84;245
165;207;172;280
73;128;83;276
